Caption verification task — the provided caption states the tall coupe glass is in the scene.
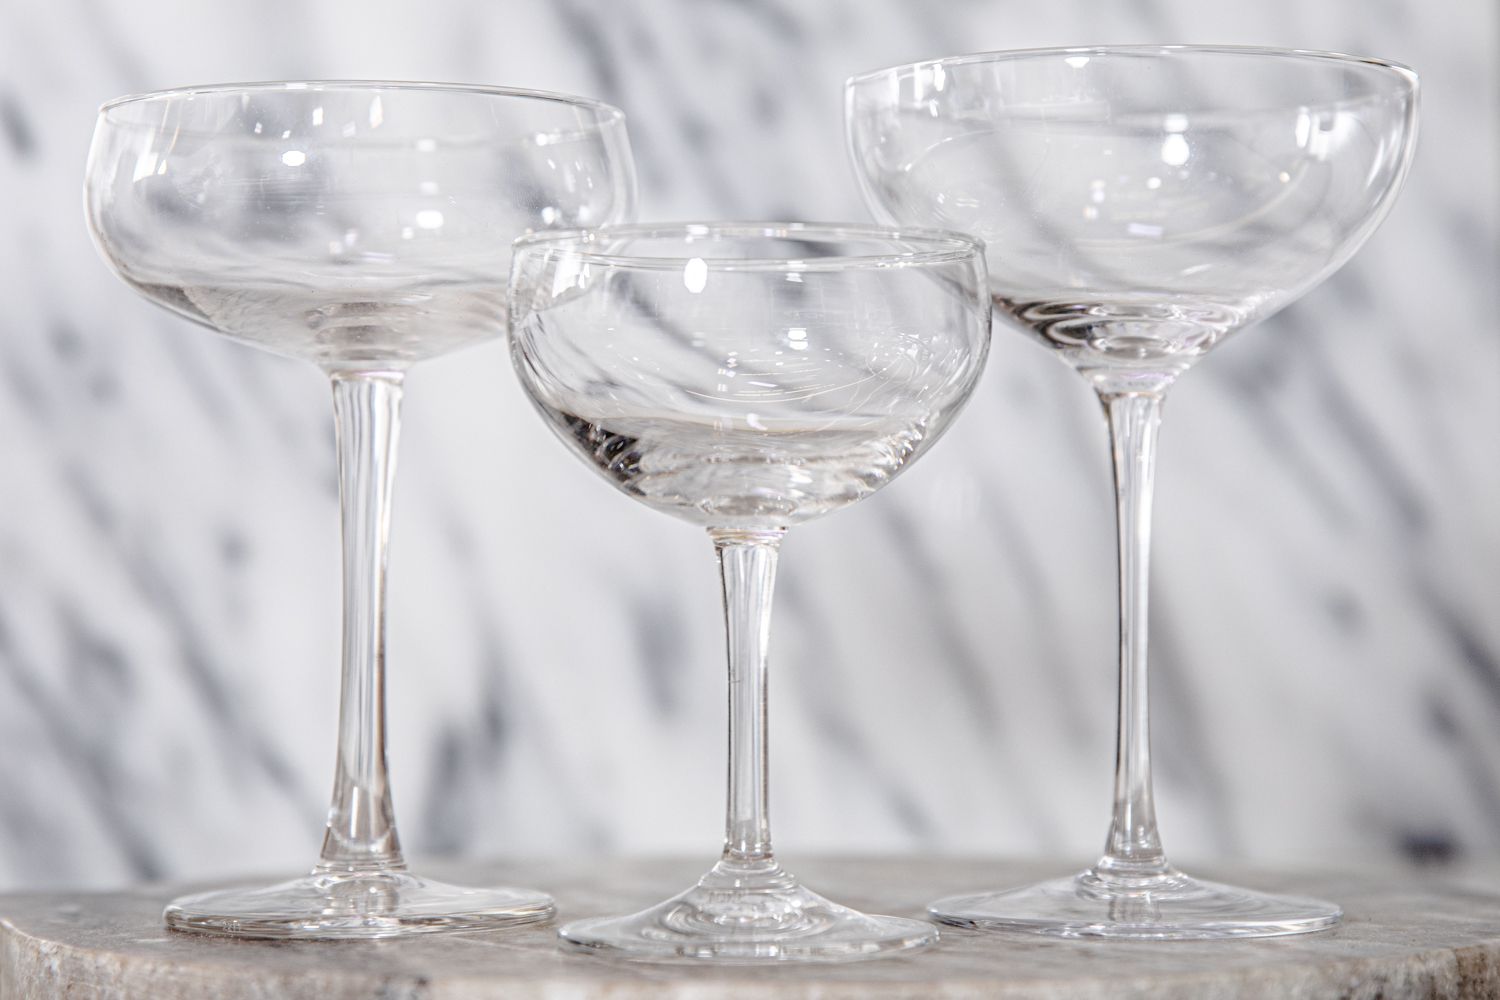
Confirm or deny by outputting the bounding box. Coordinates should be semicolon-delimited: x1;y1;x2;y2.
86;81;636;938
847;46;1418;938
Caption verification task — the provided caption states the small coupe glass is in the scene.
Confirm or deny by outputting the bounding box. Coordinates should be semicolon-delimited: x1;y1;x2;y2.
847;45;1418;938
85;81;636;938
508;223;990;960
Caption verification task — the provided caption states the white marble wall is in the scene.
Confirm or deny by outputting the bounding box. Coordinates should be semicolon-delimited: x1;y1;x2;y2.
0;0;1494;891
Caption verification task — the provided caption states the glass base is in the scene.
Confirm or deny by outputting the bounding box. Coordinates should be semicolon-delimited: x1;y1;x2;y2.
930;864;1341;939
164;869;555;939
559;858;937;962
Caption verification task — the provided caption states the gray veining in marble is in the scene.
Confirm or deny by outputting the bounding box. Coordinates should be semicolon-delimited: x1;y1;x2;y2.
0;0;1496;893
5;859;1500;999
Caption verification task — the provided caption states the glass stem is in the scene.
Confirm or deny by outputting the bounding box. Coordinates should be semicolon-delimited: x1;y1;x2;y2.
1097;391;1170;879
318;371;407;875
711;528;785;868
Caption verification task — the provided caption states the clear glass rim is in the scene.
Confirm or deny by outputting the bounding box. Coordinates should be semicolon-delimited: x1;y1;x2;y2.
97;79;628;126
845;43;1419;92
511;221;985;272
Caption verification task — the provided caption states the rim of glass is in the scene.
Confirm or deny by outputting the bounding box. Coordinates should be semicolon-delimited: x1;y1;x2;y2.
512;221;985;272
98;79;627;125
845;43;1418;90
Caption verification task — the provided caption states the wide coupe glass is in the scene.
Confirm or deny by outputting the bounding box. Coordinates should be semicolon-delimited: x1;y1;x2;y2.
847;45;1418;938
85;81;636;938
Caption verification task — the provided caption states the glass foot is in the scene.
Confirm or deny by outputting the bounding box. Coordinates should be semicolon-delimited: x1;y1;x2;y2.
164;869;555;939
559;858;937;962
930;865;1341;939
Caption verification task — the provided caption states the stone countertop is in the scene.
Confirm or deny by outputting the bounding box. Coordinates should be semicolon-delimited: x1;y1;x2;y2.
3;858;1499;999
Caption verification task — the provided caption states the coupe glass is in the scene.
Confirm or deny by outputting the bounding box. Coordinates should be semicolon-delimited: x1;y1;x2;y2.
85;81;636;938
509;223;990;960
847;46;1418;938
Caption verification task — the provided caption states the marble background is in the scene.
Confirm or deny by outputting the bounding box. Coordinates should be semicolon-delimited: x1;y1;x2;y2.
0;0;1495;892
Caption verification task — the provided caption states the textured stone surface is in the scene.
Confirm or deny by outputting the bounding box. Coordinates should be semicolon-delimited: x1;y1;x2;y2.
3;858;1500;998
